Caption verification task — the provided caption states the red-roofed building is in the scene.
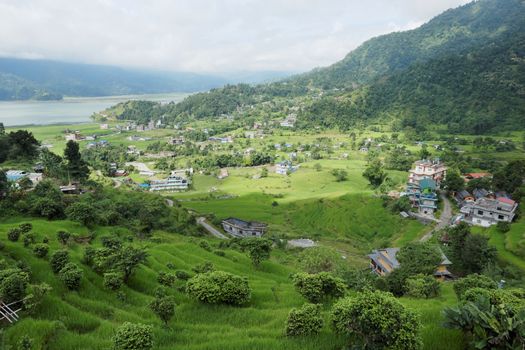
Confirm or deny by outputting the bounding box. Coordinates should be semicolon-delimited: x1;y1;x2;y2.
464;172;491;182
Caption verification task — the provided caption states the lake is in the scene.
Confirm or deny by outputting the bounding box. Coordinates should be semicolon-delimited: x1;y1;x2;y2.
0;92;190;126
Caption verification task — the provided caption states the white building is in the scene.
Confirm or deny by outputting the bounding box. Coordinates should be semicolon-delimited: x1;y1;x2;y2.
275;160;298;175
462;197;518;227
149;176;189;192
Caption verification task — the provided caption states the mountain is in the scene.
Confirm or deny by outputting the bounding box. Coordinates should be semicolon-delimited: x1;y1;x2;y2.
295;0;525;133
0;57;231;100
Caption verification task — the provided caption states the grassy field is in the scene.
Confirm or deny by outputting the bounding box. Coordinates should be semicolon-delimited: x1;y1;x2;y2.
0;217;462;350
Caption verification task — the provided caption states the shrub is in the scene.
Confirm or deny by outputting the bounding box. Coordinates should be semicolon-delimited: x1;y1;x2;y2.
192;261;214;274
59;263;83;290
0;270;29;303
405;274;441;298
175;270;191;280
331;291;421;350
23;232;36;247
113;322;153;350
104;272;124;291
157;272;176;287
7;228;21;242
199;240;212;251
22;282;52;314
57;230;71;245
214;250;226;257
50;250;70;274
33;243;49;258
186;271;251;305
453;274;497;300
83;246;96;266
285;303;323;336
292;272;346;303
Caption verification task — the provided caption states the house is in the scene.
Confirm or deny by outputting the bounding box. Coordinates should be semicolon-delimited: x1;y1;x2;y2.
65;132;82;141
368;248;452;280
472;188;490;200
221;218;267;238
405;178;438;215
149;176;189;192
59;184;80;195
463;197;518;227
275;160;298;175
454;190;474;205
280;114;297;128
167;136;185;145
209;136;233;143
408;159;447;187
6;170;28;182
464;172;491;182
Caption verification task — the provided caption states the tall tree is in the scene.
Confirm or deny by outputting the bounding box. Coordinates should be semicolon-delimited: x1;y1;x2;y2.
362;159;387;188
0;122;5;135
64;141;89;181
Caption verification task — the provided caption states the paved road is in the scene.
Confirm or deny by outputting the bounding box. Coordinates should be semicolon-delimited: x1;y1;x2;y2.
420;194;452;242
196;217;229;240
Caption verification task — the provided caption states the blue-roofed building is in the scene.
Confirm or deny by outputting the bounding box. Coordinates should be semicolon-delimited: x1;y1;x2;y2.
6;170;27;182
406;178;438;215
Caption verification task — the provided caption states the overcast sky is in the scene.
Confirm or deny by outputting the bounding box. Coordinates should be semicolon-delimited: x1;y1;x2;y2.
0;0;471;73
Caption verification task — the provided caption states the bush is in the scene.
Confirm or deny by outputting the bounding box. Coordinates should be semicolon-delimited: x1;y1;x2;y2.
157;272;176;287
113;322;153;350
23;232;36;247
57;230;71;245
83;246;96;266
149;294;176;325
59;263;83;290
104;272;124;291
175;270;191;280
405;274;441;298
33;243;49;258
285;303;323;336
214;250;226;257
331;291;421;350
186;271;251;305
199;240;212;251
50;250;70;274
7;228;21;242
453;274;497;300
292;272;346;303
496;221;511;233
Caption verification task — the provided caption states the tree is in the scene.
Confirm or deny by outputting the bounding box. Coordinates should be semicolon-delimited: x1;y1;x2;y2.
65;201;98;227
285;303;324;336
298;246;346;275
331;291;422;350
64;140;89;181
462;234;497;273
260;167;268;178
243;238;272;267
362;159;386;187
492;160;525;194
59;263;83;290
103;272;124;291
50;250;70;274
396;242;442;276
149;293;176;326
0;122;4;135
113;322;154;350
7;228;21;242
0;169;8;198
443;168;465;193
23;282;52;315
292;272;346;303
7;130;39;160
57;230;71;245
33;243;49;258
186;271;251;305
31;197;64;219
331;168;348;182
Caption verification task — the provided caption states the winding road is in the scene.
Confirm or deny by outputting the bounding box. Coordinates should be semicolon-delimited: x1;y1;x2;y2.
196;217;228;240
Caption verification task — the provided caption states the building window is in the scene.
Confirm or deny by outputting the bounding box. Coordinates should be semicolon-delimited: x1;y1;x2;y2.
477;210;484;215
498;215;505;220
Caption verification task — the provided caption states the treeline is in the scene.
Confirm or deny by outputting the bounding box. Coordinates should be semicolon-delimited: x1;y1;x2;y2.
0;125;40;163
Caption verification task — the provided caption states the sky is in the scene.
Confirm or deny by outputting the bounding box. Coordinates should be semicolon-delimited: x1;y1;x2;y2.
0;0;472;73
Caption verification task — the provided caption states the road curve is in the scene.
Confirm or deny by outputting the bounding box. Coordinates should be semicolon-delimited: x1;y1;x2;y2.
196;217;229;240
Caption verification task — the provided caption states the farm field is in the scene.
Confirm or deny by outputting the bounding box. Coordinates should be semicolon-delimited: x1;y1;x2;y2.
0;217;462;350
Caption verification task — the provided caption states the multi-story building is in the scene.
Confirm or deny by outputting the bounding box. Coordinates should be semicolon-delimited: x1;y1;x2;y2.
149;176;189;192
463;197;518;227
221;218;267;237
408;159;447;187
405;178;438;215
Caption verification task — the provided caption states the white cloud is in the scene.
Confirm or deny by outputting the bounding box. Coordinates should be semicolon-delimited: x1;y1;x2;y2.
0;0;472;72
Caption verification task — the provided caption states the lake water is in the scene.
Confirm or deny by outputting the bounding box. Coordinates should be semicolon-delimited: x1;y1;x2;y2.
0;92;190;126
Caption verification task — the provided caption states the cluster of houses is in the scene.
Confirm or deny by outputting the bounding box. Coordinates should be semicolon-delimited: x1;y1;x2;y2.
455;185;518;227
404;159;447;216
275;160;298;175
119;120;162;132
279;114;297;128
209;136;233;143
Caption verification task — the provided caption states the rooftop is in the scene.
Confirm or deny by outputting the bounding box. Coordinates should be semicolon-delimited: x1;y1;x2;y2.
223;218;267;229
